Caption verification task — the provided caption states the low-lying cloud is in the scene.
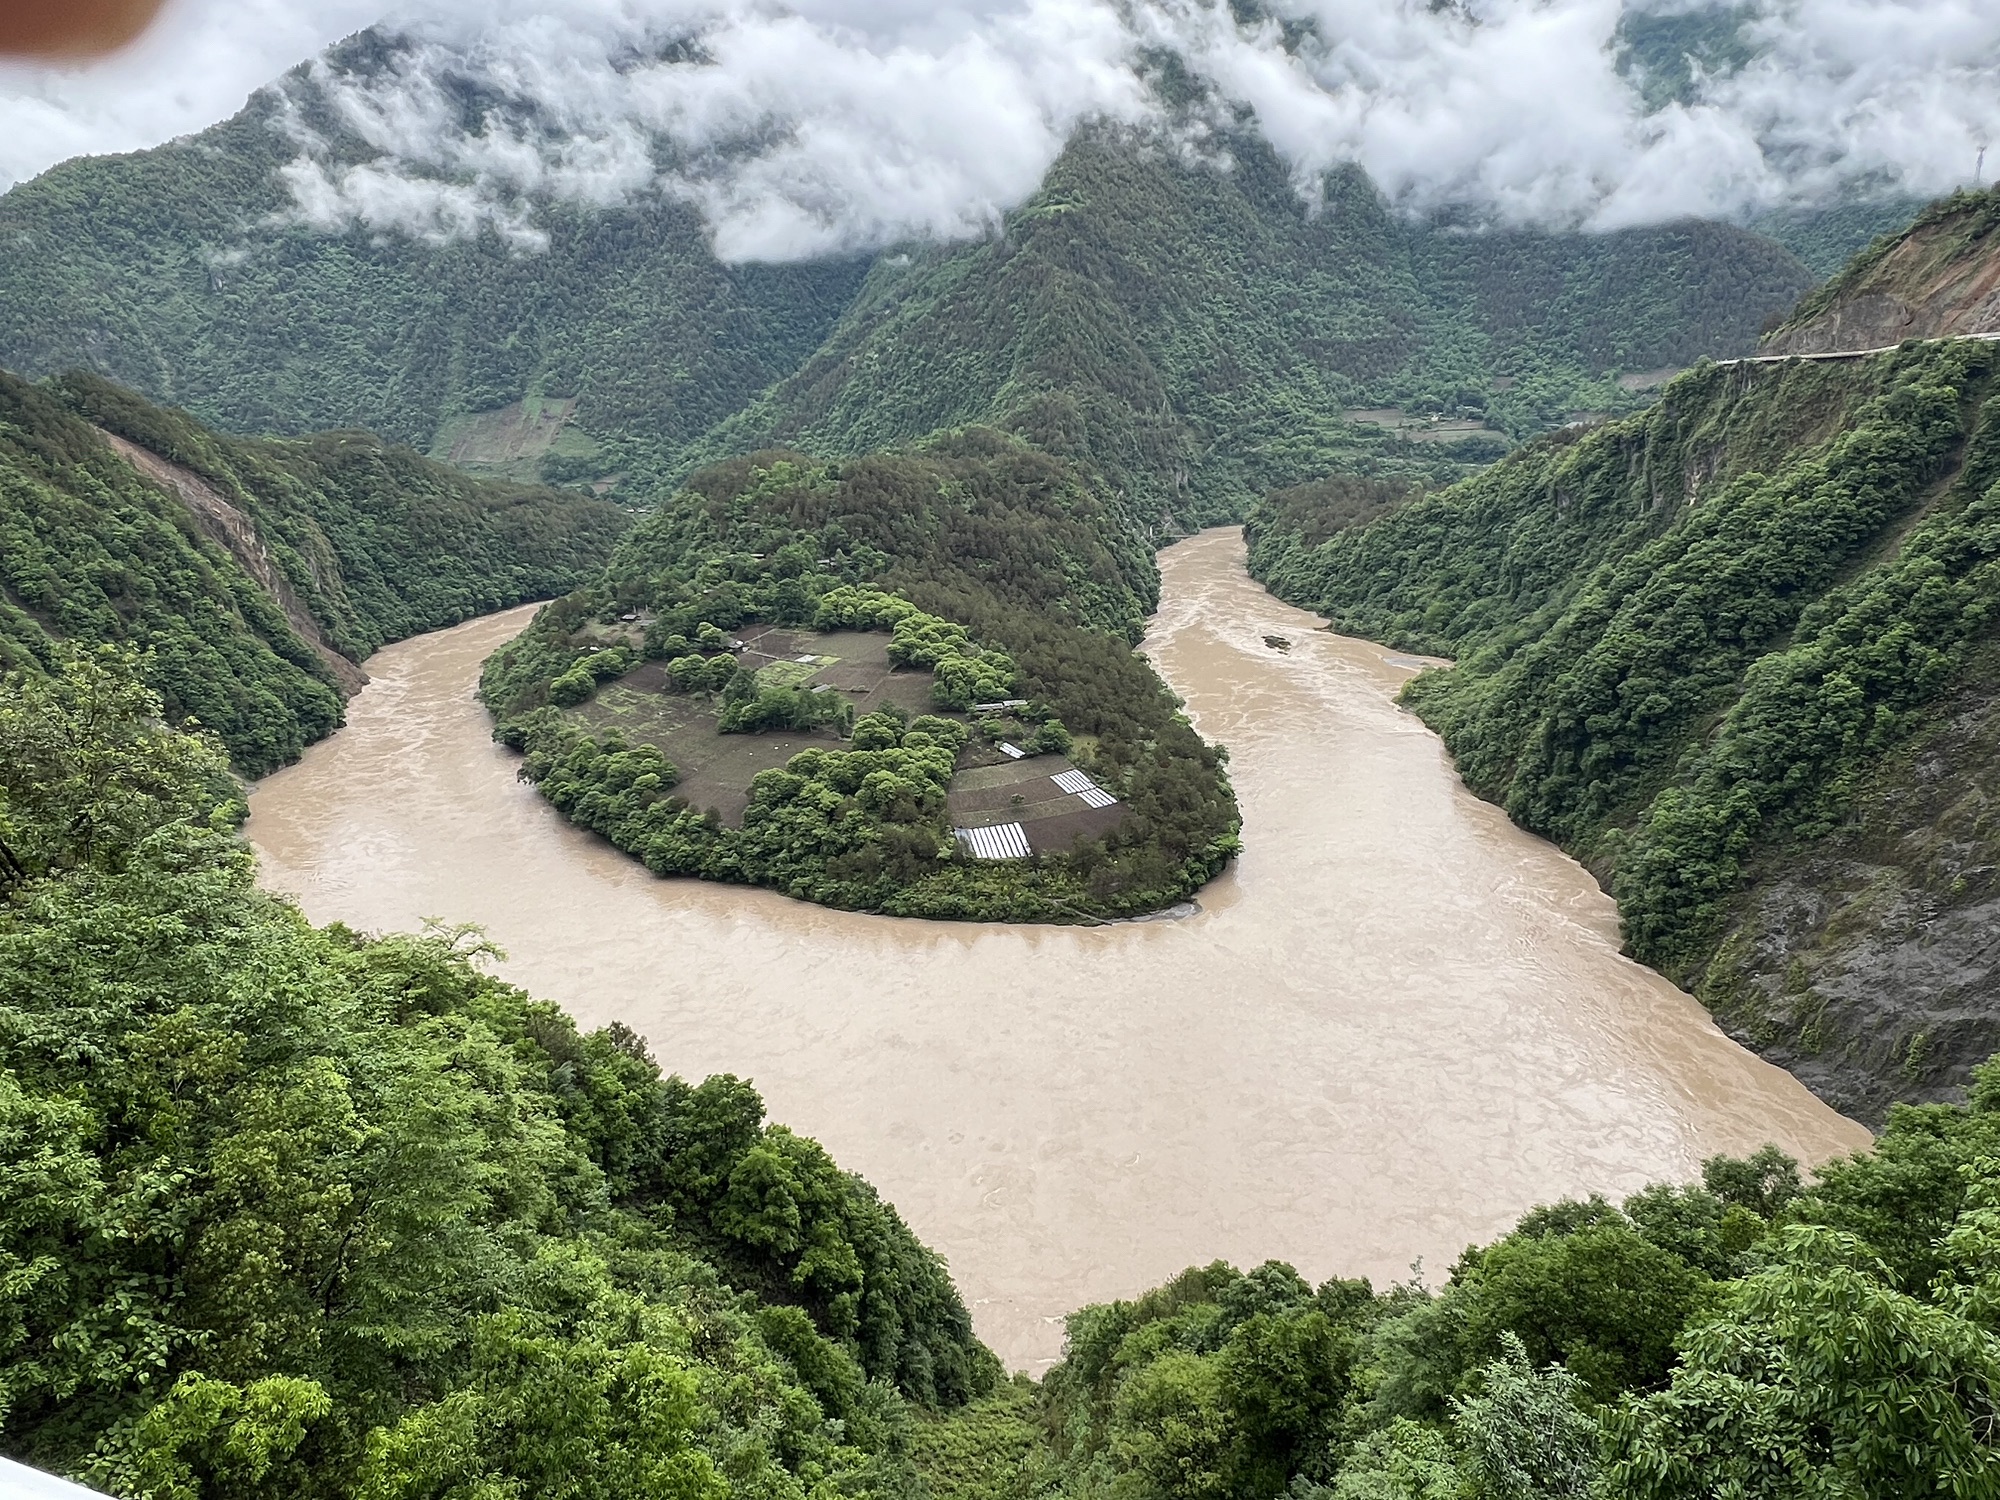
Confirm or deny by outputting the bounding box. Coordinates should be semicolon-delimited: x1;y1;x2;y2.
8;0;2000;260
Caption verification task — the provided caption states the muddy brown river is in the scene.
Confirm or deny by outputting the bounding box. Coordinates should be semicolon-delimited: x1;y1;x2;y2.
248;528;1870;1372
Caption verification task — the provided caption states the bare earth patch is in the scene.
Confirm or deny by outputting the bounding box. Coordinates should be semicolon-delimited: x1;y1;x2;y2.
430;396;598;480
561;623;1127;847
946;758;1125;855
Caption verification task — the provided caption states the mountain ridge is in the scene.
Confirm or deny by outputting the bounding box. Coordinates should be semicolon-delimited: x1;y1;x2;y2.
97;425;371;693
0;59;1822;521
692;131;1818;531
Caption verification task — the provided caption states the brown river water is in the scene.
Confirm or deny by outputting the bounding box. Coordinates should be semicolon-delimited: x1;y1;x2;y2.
248;528;1871;1372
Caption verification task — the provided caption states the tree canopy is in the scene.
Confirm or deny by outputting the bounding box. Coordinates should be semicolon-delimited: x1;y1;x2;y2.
0;650;994;1497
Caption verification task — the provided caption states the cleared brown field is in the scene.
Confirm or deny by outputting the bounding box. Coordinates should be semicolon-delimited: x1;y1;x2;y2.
946;757;1126;855
562;623;1125;846
573;686;828;824
567;625;951;823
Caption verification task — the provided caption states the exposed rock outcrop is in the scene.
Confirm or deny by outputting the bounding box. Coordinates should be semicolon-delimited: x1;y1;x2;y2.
1764;187;2000;355
1706;652;2000;1126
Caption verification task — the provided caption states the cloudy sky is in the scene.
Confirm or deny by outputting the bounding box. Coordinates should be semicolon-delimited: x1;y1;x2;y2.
3;0;1997;262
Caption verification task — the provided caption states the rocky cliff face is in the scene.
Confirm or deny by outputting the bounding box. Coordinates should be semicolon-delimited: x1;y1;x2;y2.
1765;187;2000;355
1708;646;2000;1124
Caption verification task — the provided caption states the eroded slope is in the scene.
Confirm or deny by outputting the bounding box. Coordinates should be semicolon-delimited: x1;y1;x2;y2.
1765;186;2000;354
0;369;627;772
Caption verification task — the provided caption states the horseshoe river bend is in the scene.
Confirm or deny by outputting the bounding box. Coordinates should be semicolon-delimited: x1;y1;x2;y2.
246;527;1871;1373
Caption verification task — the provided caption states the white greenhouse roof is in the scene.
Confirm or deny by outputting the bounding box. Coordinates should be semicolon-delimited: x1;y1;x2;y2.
956;823;1032;860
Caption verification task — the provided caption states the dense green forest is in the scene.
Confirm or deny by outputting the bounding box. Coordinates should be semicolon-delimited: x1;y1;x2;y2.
0;32;1822;516
481;437;1240;920
1248;341;2000;1121
0;652;995;1496
11;650;2000;1499
0;369;626;774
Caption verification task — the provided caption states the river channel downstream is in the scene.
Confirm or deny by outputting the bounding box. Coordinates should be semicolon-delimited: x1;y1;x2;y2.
247;528;1871;1372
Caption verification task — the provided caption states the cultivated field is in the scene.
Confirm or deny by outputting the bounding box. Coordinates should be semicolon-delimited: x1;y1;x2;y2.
562;622;1129;851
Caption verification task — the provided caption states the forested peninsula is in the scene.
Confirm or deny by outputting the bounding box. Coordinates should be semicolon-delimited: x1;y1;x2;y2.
478;440;1239;920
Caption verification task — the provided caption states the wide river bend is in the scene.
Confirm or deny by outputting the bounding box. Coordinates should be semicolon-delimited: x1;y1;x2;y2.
248;528;1870;1372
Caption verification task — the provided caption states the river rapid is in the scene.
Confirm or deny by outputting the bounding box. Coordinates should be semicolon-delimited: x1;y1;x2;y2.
247;528;1871;1372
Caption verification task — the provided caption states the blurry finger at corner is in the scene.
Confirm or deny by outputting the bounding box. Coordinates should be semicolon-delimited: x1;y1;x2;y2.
1;0;168;56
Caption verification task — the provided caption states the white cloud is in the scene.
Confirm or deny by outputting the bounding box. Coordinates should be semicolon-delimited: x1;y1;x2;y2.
264;0;1158;259
2;0;1997;258
1157;0;2000;229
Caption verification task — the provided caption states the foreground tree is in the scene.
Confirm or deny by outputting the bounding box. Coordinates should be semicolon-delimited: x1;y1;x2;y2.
1606;1224;2000;1498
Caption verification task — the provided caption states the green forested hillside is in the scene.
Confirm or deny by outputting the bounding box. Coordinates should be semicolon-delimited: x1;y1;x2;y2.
0;57;867;472
1749;198;1933;279
57;371;630;659
0;653;993;1496
1249;341;2000;1119
696;131;1812;530
0;369;626;774
480;436;1240;920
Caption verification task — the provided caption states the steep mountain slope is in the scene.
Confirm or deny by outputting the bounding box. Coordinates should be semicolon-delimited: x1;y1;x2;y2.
1750;197;1933;280
701;130;1814;530
1249;340;2000;1122
0;369;626;773
1764;186;2000;354
0;39;1812;512
0;59;867;478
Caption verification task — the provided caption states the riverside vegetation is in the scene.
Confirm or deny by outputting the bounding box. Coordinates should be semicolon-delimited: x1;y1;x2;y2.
0;653;994;1498
1250;315;2000;1122
7;651;2000;1500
